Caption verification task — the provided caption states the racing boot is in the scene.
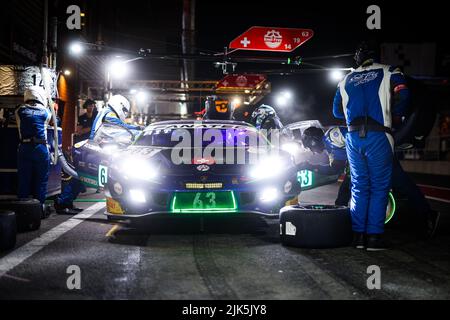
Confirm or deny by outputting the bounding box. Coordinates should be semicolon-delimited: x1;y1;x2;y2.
352;232;365;249
54;201;79;215
68;203;83;213
366;234;390;251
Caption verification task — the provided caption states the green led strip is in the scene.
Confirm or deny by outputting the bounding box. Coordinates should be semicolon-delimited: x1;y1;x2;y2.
385;192;396;224
171;191;237;213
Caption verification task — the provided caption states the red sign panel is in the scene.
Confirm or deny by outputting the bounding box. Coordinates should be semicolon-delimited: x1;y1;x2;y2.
229;27;314;52
216;74;267;90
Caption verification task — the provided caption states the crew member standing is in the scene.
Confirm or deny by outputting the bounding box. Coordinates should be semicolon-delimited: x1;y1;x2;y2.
75;99;98;142
333;42;410;251
15;86;52;205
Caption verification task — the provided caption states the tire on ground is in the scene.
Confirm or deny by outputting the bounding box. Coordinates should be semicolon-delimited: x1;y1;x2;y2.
0;210;17;251
280;204;352;248
0;199;42;232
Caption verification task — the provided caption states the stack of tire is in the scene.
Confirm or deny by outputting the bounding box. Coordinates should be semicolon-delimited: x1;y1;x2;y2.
0;198;42;251
280;205;352;248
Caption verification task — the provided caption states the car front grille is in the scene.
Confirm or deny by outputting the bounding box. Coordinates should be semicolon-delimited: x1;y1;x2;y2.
185;182;223;189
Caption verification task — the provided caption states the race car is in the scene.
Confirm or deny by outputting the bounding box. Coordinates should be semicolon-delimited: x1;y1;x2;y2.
74;120;300;221
282;120;342;191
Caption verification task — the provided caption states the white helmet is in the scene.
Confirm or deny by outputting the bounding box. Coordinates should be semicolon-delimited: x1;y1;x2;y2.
24;86;48;107
108;94;130;122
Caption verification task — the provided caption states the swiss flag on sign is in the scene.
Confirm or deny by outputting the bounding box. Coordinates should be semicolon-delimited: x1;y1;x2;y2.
229;27;314;52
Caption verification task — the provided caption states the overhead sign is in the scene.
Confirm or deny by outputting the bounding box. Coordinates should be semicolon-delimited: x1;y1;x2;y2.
229;27;314;52
216;74;267;90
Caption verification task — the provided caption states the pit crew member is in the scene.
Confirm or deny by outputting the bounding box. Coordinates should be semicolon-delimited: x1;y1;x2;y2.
15;86;51;205
333;41;410;250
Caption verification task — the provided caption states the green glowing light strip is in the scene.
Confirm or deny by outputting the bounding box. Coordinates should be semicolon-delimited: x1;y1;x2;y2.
385;192;396;224
171;191;237;213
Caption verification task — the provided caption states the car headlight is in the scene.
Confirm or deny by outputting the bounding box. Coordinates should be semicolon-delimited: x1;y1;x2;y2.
249;155;286;180
129;189;146;203
259;187;279;203
121;158;158;181
281;142;301;156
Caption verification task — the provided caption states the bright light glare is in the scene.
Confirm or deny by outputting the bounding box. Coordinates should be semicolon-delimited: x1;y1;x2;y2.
281;142;301;156
69;42;83;55
276;95;288;107
259;187;279;203
281;91;292;99
249;156;285;180
275;90;292;107
122;158;157;181
136;91;149;104
63;69;71;76
129;189;146;203
108;60;129;79
129;89;137;95
232;97;242;107
330;70;344;82
102;144;118;154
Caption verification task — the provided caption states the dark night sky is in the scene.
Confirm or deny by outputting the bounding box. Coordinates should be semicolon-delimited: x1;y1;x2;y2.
61;0;449;124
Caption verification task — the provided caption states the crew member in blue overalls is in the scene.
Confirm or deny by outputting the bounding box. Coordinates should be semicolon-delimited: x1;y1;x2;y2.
300;125;440;240
15;86;51;205
300;126;350;205
90;94;141;139
332;41;411;250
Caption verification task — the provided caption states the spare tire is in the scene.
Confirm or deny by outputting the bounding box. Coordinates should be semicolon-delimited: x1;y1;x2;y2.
280;204;352;248
0;198;41;232
0;210;17;251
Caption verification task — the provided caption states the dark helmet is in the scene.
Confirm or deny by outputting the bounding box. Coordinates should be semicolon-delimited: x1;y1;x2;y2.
250;104;282;130
354;41;378;67
204;96;233;120
302;126;325;153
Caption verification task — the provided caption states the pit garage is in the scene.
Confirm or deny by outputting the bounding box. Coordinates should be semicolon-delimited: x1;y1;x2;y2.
0;0;449;305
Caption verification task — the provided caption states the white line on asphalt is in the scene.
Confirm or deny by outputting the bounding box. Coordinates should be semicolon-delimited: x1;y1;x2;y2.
0;202;105;279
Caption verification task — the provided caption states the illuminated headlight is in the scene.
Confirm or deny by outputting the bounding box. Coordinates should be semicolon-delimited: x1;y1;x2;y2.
121;158;158;181
113;182;123;195
129;189;146;203
249;155;286;180
259;187;279;203
281;142;301;156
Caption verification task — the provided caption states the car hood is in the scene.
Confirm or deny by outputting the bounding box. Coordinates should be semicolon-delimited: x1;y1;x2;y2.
114;145;293;176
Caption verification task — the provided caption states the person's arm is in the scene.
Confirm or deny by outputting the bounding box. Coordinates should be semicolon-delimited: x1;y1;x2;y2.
104;115;143;131
390;66;411;119
333;84;345;119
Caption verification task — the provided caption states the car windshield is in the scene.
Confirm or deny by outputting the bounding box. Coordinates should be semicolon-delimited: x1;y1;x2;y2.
134;126;268;148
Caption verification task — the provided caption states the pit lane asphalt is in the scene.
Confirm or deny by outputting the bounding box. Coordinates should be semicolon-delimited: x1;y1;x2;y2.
0;184;449;300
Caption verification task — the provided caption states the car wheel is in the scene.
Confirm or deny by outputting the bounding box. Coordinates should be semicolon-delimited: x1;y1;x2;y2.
0;210;17;251
0;198;42;232
280;204;352;248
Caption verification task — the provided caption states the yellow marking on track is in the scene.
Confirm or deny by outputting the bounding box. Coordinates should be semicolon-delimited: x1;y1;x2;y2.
105;224;120;237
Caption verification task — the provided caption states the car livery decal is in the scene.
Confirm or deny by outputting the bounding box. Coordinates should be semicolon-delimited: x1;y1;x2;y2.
127;146;163;158
147;123;256;131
